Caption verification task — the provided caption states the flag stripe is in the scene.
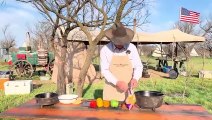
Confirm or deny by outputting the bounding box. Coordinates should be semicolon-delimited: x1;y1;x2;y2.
180;16;199;19
179;7;200;24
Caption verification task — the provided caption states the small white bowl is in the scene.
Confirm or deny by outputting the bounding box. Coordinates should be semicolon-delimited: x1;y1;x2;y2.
58;94;78;104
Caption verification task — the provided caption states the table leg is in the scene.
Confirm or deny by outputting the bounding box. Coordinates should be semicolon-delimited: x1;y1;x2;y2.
158;60;162;67
173;61;177;70
164;60;168;66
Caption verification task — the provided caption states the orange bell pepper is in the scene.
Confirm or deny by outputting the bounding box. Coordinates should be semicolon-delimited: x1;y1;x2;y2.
103;100;110;108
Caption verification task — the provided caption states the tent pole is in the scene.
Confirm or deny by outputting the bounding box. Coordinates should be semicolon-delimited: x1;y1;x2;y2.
177;43;188;59
138;43;141;56
171;42;175;67
136;41;139;54
175;42;178;58
203;42;206;70
160;42;163;58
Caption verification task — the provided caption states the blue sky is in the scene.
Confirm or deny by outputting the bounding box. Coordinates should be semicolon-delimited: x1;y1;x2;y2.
147;0;212;32
0;0;212;47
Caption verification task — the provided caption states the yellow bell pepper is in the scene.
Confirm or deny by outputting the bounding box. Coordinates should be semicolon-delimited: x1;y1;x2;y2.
96;98;103;108
126;95;136;105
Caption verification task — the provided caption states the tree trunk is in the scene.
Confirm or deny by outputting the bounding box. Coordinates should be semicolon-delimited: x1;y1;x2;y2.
57;47;67;95
77;45;96;97
210;50;212;58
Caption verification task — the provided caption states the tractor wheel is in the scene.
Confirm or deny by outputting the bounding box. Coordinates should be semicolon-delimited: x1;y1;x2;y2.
11;60;33;78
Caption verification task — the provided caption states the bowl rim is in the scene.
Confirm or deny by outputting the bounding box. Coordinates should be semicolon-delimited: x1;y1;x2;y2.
58;94;78;100
35;92;58;100
134;91;164;96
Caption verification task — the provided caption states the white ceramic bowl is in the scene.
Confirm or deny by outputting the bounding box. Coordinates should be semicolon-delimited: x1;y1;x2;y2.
58;94;78;104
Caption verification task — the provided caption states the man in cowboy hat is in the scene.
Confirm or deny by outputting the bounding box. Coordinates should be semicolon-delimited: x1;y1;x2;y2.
100;22;143;101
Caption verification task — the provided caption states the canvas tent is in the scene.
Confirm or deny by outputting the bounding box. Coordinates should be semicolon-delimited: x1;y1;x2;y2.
22;42;27;47
134;29;205;43
22;32;31;47
65;28;205;44
190;48;199;57
65;28;205;58
61;28;205;80
152;44;166;57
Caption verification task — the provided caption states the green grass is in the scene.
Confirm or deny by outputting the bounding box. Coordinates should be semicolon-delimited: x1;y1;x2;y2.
0;57;212;115
0;63;9;71
136;76;212;113
188;57;212;73
0;83;57;113
82;76;212;114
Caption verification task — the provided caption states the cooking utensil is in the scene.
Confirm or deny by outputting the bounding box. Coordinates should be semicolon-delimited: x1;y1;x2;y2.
134;91;164;111
35;92;59;107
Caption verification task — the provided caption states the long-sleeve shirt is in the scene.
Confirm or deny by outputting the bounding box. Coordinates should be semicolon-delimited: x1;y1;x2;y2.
100;42;143;85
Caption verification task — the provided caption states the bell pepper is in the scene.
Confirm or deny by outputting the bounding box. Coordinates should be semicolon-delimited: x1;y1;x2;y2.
89;100;97;108
125;94;136;110
103;100;110;108
96;98;103;108
110;100;119;108
126;95;136;104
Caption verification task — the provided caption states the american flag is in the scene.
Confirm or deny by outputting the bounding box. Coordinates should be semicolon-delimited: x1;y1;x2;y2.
180;7;200;24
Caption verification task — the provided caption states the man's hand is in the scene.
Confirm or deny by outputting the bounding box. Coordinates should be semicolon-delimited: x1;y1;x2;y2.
116;81;128;92
130;79;138;89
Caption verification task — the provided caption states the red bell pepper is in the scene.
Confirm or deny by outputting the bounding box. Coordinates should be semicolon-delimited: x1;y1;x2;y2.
89;100;97;108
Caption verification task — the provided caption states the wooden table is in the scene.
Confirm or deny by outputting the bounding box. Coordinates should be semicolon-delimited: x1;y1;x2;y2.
0;99;212;120
156;57;172;67
173;58;187;71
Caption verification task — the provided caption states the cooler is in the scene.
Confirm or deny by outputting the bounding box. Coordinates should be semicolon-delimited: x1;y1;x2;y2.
4;80;33;95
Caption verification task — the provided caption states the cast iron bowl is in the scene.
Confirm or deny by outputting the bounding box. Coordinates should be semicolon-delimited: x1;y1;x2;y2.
134;91;164;111
35;92;59;107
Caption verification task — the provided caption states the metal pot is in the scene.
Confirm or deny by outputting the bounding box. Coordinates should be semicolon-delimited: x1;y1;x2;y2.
134;91;164;111
35;92;59;107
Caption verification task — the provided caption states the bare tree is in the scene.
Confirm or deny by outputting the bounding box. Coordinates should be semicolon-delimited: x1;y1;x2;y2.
200;15;212;57
0;24;16;54
28;20;53;50
0;0;5;6
17;0;150;96
140;45;154;56
174;21;195;34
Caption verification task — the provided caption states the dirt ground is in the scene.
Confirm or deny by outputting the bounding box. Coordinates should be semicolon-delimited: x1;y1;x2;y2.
143;69;169;79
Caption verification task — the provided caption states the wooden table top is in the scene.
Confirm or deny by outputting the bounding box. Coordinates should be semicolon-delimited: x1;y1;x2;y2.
0;99;212;120
155;57;172;61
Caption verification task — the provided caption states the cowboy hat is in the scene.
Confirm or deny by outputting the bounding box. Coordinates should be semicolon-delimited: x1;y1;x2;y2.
105;22;134;45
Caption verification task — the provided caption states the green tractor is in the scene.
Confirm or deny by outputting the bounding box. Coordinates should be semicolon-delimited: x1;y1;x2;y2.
10;46;55;78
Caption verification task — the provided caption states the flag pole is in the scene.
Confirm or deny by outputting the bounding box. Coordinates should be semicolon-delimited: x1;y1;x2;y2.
179;7;182;24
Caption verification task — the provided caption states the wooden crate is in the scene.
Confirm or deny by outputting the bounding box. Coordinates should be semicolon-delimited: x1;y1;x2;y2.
199;70;212;79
